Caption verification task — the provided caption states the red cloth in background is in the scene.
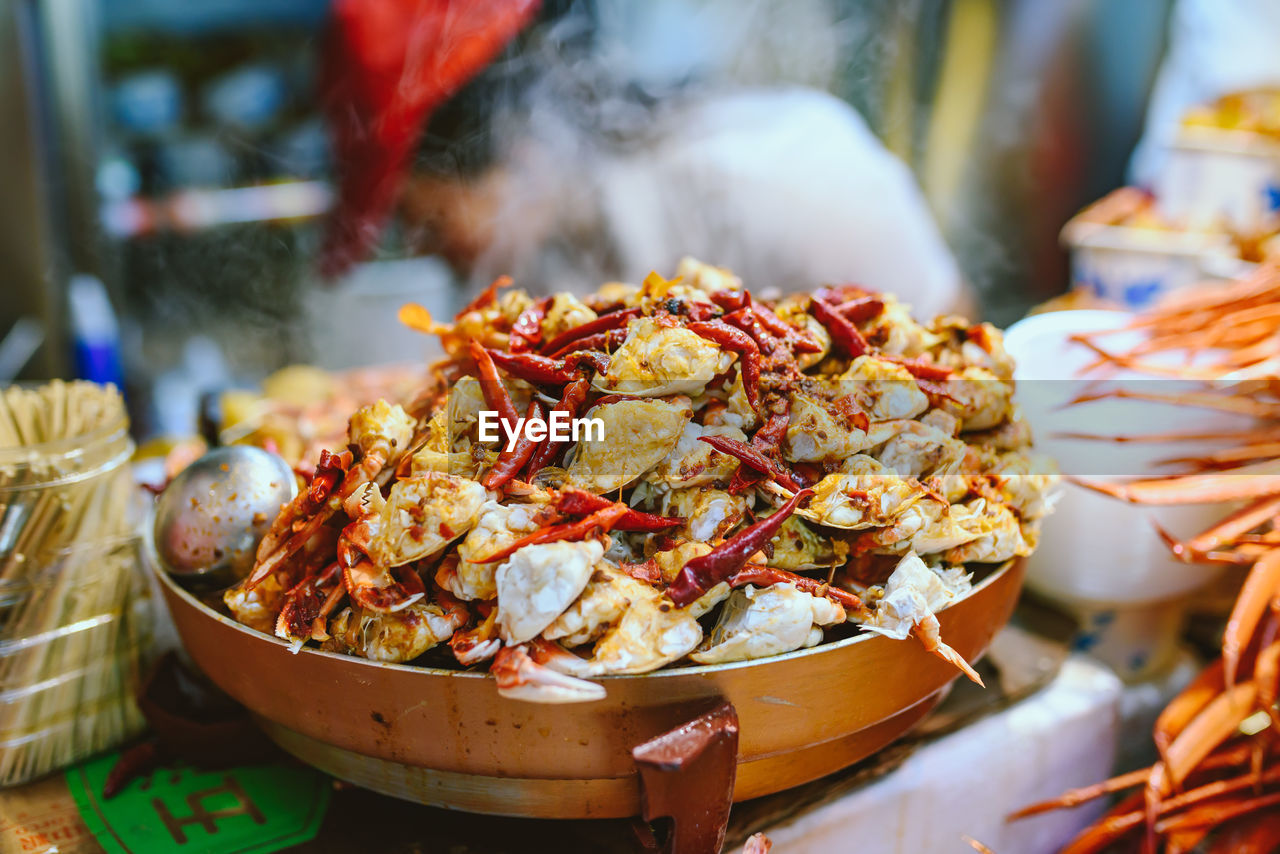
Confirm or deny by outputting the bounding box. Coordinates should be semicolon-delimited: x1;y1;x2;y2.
319;0;540;278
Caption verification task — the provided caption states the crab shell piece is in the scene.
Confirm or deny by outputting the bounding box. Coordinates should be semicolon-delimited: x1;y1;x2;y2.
691;582;847;665
565;397;693;493
592;317;734;398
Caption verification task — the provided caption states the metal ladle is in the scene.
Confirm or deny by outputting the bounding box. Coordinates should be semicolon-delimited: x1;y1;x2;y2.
151;446;297;588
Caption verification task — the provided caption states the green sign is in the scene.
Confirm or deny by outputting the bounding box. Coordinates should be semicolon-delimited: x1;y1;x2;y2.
66;752;329;854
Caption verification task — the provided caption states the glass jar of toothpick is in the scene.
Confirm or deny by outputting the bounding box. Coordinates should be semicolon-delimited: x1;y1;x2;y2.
0;381;151;785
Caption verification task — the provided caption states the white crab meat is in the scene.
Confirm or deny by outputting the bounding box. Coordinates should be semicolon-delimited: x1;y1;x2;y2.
941;498;1031;564
566;397;693;492
838;356;929;422
595;317;733;398
859;552;971;643
933;366;1013;432
409;410;451;473
872;419;968;479
691;583;846;664
496;539;604;643
656;486;749;542
324;602;464;663
991;451;1062;522
359;473;486;567
674;256;743;300
543;563;633;648
224;574;284;635
783;394;876;463
796;457;930;530
540;578;703;676
348;399;416;459
648;422;747;488
772;294;831;369
451;499;555;600
544;293;597;339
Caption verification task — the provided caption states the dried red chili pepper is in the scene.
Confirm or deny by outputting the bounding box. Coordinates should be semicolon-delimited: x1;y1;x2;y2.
728;404;790;493
481;400;545;490
667;488;813;607
540;307;641;356
687;320;761;411
722;306;781;355
486;348;574;385
546;327;630;359
526;376;590;475
510;296;551;352
468;339;520;429
882;355;952;381
698;435;801;491
709;289;748;311
808;296;870;358
554;487;683;532
835;295;886;324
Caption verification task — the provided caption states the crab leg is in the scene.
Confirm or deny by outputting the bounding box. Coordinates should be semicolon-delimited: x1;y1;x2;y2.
1224;552;1280;686
252;448;350;575
1070;462;1280;505
491;644;605;703
1157;790;1280;834
470;505;627;564
1158;680;1260;791
725;565;864;611
699;434;801;491
1058;791;1146;854
1155;659;1225;764
1168;496;1280;558
1205;812;1280;853
1008;766;1152;819
1067;387;1280;419
688;320;762;411
667;488;813;606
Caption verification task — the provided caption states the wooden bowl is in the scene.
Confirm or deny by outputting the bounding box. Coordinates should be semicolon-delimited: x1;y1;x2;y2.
157;559;1024;818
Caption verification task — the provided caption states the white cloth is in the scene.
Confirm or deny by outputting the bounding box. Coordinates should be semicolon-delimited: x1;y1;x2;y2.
732;655;1123;854
1130;0;1280;187
476;88;963;319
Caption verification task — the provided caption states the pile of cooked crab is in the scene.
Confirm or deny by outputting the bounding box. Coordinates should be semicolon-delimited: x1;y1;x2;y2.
225;258;1058;703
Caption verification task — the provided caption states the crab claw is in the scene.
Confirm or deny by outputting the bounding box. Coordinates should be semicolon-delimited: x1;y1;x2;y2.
491;645;606;704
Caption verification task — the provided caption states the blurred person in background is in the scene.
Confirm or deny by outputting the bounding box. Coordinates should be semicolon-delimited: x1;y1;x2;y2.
326;0;969;319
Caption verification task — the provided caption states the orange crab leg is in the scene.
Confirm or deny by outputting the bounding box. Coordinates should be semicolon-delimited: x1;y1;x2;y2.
1225;552;1280;687
1158;680;1260;791
1007;766;1151;819
1155;659;1226;766
1058;791;1145;854
1186;497;1280;555
1204;810;1280;853
1157;790;1280;834
1068;387;1280;419
1070;463;1280;506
